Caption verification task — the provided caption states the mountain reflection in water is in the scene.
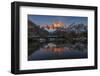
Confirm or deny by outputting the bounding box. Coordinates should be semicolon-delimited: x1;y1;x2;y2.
28;41;87;61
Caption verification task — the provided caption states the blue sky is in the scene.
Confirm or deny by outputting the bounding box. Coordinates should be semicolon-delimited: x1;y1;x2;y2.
28;15;88;26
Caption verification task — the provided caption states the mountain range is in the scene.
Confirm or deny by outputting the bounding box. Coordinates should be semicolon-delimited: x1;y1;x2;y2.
28;20;87;40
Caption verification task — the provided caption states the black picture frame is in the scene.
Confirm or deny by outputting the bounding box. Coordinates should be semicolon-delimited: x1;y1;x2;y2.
11;1;98;74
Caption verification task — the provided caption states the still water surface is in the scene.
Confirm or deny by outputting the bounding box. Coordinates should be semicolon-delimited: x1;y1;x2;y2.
28;40;87;61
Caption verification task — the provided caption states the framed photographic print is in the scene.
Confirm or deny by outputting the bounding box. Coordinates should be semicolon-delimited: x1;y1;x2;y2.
11;1;98;74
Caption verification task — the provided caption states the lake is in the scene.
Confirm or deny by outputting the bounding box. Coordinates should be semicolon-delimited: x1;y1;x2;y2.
28;39;87;61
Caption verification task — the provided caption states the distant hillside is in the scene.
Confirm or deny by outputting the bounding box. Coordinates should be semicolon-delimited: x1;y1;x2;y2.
48;23;87;43
28;20;49;38
67;23;87;34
